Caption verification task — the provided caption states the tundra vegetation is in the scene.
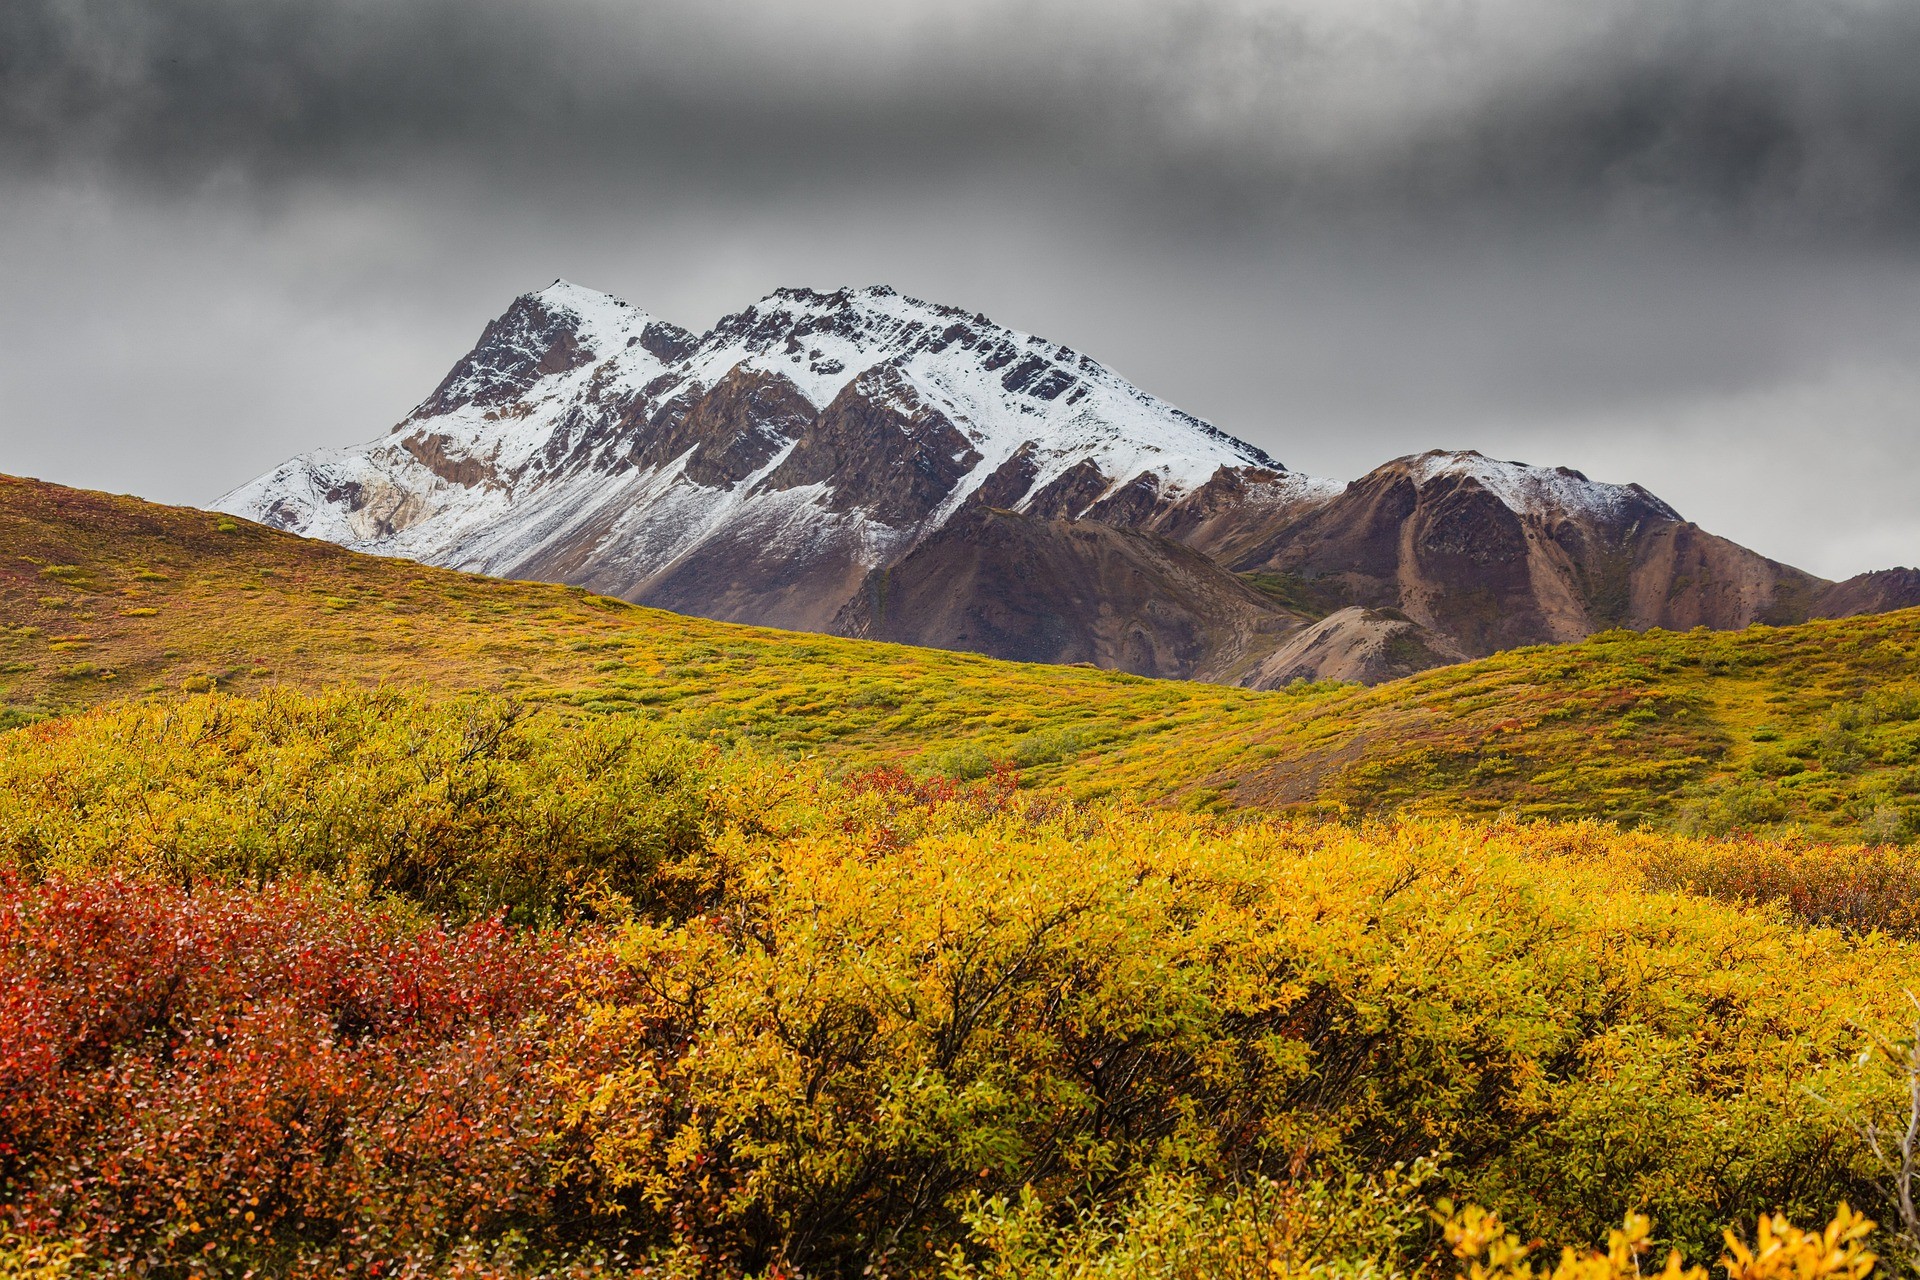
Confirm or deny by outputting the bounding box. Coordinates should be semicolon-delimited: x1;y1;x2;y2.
2;475;1917;845
3;476;1920;1276
2;691;1920;1278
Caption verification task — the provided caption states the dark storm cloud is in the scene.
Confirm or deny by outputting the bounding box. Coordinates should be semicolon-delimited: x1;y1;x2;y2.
0;0;1077;191
5;0;1920;235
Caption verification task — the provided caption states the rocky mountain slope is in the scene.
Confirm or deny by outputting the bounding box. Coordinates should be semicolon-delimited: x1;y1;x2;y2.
219;281;1920;684
1194;451;1827;651
832;503;1307;680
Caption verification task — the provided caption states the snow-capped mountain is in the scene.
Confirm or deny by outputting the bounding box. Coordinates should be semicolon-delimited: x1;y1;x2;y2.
220;282;1918;685
220;281;1298;632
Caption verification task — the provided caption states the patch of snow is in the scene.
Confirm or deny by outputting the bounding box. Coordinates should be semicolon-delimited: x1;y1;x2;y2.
1404;450;1682;523
1249;470;1346;506
533;279;648;346
654;284;1280;507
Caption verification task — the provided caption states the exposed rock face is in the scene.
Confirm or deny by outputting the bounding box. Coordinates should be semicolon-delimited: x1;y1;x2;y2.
219;281;1920;687
1212;451;1827;659
1237;608;1464;689
762;367;982;526
833;505;1302;680
1815;568;1920;619
633;366;813;487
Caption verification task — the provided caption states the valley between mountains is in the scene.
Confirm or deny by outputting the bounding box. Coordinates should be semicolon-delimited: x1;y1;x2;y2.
218;281;1920;686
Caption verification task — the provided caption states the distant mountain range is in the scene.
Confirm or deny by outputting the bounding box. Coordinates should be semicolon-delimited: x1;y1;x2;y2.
218;281;1920;685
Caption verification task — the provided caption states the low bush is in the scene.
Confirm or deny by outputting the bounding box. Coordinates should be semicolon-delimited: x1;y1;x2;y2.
0;872;621;1275
1626;830;1920;935
0;689;775;923
942;1162;1439;1280
562;806;1916;1276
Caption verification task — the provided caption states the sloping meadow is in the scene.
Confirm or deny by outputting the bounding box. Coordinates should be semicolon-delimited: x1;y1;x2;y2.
2;691;1919;1278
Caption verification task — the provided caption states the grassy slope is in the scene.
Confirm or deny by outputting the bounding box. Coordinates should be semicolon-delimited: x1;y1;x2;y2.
1202;616;1920;840
2;473;1916;841
0;473;1287;772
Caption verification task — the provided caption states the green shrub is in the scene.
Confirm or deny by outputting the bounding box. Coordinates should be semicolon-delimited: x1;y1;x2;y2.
945;1162;1439;1280
1749;749;1806;778
1677;782;1791;836
919;741;998;781
1010;725;1086;768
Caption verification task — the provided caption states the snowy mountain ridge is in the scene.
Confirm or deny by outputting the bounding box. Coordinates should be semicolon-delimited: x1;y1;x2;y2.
221;280;1670;568
213;278;1889;687
1402;450;1683;524
217;280;1311;630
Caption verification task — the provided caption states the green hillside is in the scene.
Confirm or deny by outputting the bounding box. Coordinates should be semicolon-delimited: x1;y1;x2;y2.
1195;612;1920;842
0;473;1294;777
2;472;1915;844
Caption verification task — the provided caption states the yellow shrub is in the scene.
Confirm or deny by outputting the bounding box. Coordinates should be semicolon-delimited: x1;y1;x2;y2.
0;689;785;923
1722;1208;1877;1280
0;1230;83;1280
561;801;1920;1274
943;1162;1439;1280
1439;1203;1874;1280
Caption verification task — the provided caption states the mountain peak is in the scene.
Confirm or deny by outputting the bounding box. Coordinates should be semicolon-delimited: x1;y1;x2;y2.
710;285;974;361
219;279;1292;613
1396;449;1683;524
532;277;607;301
764;283;904;306
519;279;654;346
623;285;1281;497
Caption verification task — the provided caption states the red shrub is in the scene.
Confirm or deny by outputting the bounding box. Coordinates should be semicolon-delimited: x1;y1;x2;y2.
843;762;1020;809
0;873;616;1272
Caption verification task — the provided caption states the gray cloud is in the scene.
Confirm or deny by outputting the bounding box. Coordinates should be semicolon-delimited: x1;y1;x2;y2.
1;0;1917;581
6;0;1920;232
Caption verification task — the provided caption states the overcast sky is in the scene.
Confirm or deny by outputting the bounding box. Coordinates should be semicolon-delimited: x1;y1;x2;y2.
2;0;1916;578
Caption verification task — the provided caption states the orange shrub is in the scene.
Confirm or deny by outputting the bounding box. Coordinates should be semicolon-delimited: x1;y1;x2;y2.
0;873;620;1274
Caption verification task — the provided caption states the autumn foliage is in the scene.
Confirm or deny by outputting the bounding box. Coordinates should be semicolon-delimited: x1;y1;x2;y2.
0;872;620;1274
1;690;1919;1277
0;691;747;924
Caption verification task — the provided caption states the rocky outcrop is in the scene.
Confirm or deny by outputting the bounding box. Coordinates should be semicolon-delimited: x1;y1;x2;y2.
1209;451;1827;659
1237;608;1464;689
632;366;815;487
760;367;982;526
